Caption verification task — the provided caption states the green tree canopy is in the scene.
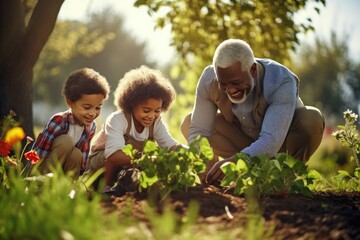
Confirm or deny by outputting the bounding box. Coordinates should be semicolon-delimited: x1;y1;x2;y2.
294;32;360;121
134;0;326;139
0;0;64;138
135;0;326;65
33;19;115;105
33;7;153;109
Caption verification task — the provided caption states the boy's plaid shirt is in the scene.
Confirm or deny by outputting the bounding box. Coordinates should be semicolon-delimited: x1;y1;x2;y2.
33;110;96;171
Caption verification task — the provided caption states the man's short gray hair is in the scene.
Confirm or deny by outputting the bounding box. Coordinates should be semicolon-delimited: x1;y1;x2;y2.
213;39;255;74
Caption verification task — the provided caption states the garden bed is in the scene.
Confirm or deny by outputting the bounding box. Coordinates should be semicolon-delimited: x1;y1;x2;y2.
103;185;360;240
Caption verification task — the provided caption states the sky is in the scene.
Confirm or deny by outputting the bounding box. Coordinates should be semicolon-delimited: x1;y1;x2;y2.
58;0;360;65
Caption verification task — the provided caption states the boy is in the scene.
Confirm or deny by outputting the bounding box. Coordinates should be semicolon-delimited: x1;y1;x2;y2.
33;68;110;178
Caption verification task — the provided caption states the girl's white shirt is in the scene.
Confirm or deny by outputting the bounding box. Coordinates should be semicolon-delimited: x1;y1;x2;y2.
103;110;178;159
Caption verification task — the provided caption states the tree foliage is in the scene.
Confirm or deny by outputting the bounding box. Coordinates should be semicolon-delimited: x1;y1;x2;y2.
135;0;326;65
33;7;154;113
73;8;155;100
33;20;115;105
134;0;326;139
344;62;360;112
0;0;64;138
293;32;360;119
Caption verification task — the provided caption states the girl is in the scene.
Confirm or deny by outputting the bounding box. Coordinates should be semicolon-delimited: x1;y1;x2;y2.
88;65;180;193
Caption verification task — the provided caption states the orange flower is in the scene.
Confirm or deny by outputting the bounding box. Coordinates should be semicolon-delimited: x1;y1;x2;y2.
24;150;40;164
5;127;25;146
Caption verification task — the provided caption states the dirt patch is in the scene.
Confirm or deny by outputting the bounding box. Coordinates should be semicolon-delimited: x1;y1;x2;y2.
102;185;360;240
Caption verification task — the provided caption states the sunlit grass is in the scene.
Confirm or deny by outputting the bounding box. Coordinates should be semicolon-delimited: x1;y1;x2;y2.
2;128;359;239
307;135;357;175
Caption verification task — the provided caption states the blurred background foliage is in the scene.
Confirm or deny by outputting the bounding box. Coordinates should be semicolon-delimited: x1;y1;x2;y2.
33;8;155;124
30;0;360;174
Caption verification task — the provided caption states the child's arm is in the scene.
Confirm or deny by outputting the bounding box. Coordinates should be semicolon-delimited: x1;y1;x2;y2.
153;117;178;148
106;149;132;167
104;149;133;187
103;111;130;166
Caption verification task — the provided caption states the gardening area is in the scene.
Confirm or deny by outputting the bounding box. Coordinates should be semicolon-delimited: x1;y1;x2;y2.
107;184;360;240
1;111;360;240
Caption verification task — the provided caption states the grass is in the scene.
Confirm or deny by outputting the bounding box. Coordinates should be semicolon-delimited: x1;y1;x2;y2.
0;165;278;240
307;135;357;175
0;170;127;240
1;135;358;239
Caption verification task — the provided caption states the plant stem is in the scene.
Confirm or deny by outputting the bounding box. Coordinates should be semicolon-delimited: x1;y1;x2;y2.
353;149;360;168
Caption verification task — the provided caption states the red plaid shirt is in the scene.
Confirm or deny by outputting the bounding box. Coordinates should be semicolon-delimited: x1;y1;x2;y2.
33;110;96;171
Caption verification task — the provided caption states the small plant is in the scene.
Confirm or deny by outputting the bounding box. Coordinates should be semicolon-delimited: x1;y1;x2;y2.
123;137;213;200
143;200;200;239
220;152;319;197
332;109;360;167
0;167;126;240
329;109;360;191
0;111;40;189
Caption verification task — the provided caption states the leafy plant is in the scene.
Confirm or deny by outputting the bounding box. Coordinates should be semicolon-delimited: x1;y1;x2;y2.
311;168;360;192
332;169;360;191
0;167;127;240
220;153;319;197
143;200;200;239
244;187;275;240
123;137;213;199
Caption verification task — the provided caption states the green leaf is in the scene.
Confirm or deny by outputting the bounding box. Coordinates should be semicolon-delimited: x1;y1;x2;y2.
236;159;248;171
122;144;134;157
273;159;281;171
199;137;213;160
338;170;351;177
221;161;236;174
284;155;298;168
143;140;159;153
307;169;322;179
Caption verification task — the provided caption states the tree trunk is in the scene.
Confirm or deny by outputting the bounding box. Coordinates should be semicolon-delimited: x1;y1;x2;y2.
0;0;64;140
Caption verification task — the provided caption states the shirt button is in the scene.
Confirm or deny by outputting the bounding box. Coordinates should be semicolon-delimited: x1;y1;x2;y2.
242;116;245;120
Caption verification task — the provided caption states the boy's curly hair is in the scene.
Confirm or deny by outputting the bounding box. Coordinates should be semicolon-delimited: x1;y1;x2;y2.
63;68;110;102
114;65;176;113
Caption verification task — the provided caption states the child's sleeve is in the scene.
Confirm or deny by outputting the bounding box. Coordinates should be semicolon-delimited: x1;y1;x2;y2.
33;115;65;159
153;117;178;148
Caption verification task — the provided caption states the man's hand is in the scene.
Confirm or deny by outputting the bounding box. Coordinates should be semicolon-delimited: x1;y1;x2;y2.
205;156;235;184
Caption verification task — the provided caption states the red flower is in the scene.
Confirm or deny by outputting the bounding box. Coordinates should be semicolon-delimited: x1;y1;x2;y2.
0;140;11;157
24;150;40;164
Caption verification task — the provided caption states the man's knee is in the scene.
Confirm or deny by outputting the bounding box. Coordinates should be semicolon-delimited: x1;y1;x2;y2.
284;106;325;161
292;106;324;135
180;113;192;141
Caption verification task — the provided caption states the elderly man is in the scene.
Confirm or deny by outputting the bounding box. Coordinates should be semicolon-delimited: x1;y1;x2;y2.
181;39;324;183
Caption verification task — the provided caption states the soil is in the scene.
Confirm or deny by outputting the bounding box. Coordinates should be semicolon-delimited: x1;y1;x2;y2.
102;185;360;240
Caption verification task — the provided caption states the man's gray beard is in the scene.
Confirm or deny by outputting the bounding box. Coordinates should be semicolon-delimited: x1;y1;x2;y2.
227;75;255;104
